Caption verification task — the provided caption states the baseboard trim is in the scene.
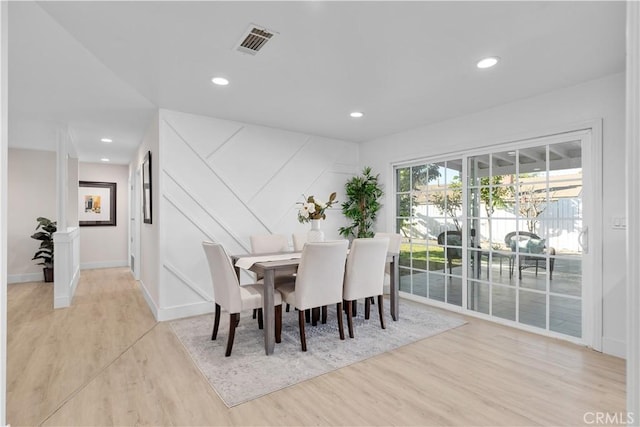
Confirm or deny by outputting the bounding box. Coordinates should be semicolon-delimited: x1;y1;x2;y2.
70;266;80;302
80;260;128;270
139;279;159;320
54;295;70;309
157;301;214;322
7;272;43;284
603;337;626;359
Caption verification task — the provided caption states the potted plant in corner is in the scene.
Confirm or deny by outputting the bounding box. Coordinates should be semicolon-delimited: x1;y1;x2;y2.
339;166;384;239
31;216;56;282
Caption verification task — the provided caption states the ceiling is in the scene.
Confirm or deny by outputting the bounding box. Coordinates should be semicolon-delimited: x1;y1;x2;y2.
8;1;626;165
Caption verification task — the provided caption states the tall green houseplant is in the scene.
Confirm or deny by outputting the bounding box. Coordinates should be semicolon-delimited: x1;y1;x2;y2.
31;216;56;282
339;167;384;239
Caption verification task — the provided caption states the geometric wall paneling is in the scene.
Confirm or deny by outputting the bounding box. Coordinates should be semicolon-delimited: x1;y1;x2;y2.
156;109;359;320
161;122;269;234
207;124;309;203
161;109;244;160
162;173;250;254
248;141;337;229
162;201;215;306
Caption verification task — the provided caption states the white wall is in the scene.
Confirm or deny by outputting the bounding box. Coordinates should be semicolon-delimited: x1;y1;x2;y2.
153;109;358;320
360;73;626;357
131;113;160;318
78;162;129;269
67;156;78;227
7;148;56;283
1;2;8;423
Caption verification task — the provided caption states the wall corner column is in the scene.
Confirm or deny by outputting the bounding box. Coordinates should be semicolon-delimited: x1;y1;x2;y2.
626;1;640;423
0;0;8;423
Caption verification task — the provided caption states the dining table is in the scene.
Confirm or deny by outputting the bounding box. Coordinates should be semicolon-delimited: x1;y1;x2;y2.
230;250;400;355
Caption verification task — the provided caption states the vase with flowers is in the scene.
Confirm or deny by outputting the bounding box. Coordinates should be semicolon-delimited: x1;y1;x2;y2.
297;192;338;243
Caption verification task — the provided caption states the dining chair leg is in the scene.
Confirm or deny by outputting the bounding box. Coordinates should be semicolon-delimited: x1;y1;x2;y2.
212;303;221;340
225;313;240;357
305;308;311;323
377;294;386;330
352;300;358;317
365;297;371;320
337;302;345;340
298;309;307;351
252;308;257;319
345;300;354;338
257;308;264;330
275;304;282;343
321;305;327;324
285;303;290;312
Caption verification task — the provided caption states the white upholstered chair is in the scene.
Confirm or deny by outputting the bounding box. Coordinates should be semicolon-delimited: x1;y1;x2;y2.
250;233;296;313
277;240;349;351
250;233;289;254
375;232;402;294
292;232;307;251
343;238;389;338
202;241;283;357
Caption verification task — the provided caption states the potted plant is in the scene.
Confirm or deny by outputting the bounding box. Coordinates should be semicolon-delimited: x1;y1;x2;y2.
31;216;56;282
339;166;384;239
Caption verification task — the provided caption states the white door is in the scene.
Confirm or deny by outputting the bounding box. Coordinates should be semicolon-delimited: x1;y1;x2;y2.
129;167;141;280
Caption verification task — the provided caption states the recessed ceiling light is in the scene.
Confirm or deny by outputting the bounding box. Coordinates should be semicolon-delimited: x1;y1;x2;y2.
100;158;110;162
100;138;112;143
477;56;500;69
507;151;516;156
350;111;364;118
211;77;229;86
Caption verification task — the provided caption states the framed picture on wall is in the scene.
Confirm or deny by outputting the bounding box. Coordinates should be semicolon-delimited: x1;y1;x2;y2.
142;151;152;224
78;181;117;226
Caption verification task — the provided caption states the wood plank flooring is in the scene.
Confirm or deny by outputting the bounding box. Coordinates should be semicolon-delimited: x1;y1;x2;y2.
7;267;625;426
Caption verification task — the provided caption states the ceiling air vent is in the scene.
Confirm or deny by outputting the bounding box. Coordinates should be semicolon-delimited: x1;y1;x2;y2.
234;24;277;55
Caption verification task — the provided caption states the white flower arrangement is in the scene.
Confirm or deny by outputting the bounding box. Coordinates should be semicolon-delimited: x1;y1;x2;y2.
297;192;337;223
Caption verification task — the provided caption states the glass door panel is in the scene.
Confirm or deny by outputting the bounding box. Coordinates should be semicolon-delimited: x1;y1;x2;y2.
395;159;463;307
465;136;584;340
395;131;588;343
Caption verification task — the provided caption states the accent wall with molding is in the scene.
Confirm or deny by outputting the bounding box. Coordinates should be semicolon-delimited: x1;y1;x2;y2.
139;109;359;321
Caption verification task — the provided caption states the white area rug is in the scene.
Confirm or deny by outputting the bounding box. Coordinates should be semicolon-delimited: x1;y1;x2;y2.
170;300;466;407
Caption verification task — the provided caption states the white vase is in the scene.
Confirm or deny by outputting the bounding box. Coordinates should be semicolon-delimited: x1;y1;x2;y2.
307;219;325;243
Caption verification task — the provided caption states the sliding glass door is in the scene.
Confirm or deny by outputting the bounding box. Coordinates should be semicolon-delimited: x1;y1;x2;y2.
394;130;594;342
396;160;463;307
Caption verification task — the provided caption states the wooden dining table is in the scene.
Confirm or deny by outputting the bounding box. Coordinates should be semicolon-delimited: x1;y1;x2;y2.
230;251;400;355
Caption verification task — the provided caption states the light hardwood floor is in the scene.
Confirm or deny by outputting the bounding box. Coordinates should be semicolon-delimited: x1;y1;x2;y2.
7;268;625;426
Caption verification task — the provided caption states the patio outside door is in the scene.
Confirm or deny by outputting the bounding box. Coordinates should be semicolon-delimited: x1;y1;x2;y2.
467;131;591;340
395;129;597;344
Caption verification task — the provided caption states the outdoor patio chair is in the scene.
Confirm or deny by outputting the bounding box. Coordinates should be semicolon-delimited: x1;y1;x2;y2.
504;231;555;280
437;230;463;274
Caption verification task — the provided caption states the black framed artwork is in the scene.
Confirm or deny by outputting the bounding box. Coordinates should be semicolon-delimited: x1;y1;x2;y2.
78;181;117;226
142;151;152;224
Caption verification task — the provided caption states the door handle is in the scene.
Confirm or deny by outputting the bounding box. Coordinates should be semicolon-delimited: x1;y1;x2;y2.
578;227;589;254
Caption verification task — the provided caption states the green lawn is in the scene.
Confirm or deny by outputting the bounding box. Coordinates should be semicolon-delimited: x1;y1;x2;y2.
399;242;460;271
